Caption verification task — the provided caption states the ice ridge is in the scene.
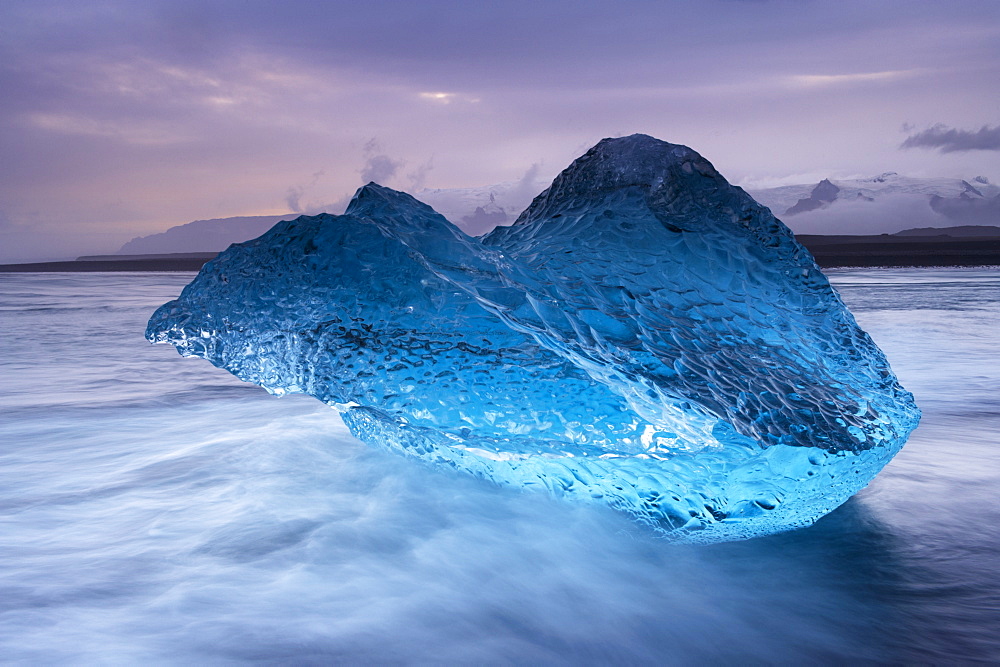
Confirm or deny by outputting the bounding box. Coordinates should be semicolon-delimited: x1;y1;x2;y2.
147;134;920;542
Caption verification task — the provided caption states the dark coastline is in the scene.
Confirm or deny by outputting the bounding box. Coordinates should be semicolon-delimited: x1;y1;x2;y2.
0;253;218;273
796;235;1000;268
2;237;1000;272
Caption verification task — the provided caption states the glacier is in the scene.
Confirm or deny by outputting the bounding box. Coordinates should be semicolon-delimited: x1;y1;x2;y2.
147;134;920;542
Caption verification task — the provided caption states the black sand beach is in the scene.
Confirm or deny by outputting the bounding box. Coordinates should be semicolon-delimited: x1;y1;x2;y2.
3;236;1000;272
796;235;1000;268
0;253;218;273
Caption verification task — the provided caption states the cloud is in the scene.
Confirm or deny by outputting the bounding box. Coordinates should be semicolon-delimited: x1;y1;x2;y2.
360;138;403;185
361;155;402;185
284;187;303;213
308;192;353;216
900;124;1000;153
787;69;917;88
419;92;456;104
779;193;950;235
3;0;999;261
929;192;1000;224
285;169;325;212
28;112;192;145
514;162;543;201
418;91;481;105
406;157;434;191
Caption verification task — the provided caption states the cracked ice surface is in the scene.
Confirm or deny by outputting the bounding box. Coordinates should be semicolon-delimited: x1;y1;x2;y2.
147;134;919;542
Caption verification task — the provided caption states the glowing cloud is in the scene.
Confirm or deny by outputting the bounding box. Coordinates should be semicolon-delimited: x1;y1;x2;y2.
786;69;918;87
420;92;456;103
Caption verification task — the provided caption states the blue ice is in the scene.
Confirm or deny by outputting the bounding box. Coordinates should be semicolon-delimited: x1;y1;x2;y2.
147;134;920;541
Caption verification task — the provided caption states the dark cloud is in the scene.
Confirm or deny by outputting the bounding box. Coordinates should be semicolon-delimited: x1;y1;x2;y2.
901;124;1000;153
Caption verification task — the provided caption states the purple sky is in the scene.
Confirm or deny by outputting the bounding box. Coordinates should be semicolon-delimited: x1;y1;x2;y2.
1;0;998;261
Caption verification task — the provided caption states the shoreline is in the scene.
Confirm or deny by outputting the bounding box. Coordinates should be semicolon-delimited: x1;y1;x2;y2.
3;237;1000;272
0;253;217;273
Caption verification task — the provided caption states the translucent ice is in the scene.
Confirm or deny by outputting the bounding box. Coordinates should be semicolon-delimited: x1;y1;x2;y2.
147;135;920;542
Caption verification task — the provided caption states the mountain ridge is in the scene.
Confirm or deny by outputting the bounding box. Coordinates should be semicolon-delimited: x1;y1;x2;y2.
117;214;293;255
115;171;998;255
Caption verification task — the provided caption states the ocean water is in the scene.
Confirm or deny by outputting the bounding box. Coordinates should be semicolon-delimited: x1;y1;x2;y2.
0;268;997;664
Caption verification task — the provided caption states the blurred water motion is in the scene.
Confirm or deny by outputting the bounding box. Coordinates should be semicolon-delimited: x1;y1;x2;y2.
0;269;997;663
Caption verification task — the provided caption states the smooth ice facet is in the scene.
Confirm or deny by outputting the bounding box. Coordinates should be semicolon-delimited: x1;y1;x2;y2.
147;134;920;542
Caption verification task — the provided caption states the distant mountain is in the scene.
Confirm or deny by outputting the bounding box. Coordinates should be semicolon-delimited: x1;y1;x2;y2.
414;179;545;236
748;173;997;214
747;173;999;235
929;192;1000;225
117;215;293;255
116;179;547;255
893;225;1000;237
116;172;999;255
783;179;842;216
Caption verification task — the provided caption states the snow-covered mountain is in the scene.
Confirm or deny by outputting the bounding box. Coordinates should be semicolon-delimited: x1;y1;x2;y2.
115;172;998;255
746;173;999;235
421;172;1000;237
413;179;545;236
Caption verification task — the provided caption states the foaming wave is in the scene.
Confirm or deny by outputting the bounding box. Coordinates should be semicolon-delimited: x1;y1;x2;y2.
0;393;896;663
1;272;999;662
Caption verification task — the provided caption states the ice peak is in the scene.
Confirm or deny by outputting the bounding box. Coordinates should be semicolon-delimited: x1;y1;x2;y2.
345;182;434;219
347;181;404;209
564;134;718;188
510;134;732;226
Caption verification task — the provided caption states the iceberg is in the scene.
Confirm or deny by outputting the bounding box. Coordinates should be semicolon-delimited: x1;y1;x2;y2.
147;134;920;542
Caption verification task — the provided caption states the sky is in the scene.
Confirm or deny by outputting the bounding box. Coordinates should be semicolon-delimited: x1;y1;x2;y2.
1;0;998;261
